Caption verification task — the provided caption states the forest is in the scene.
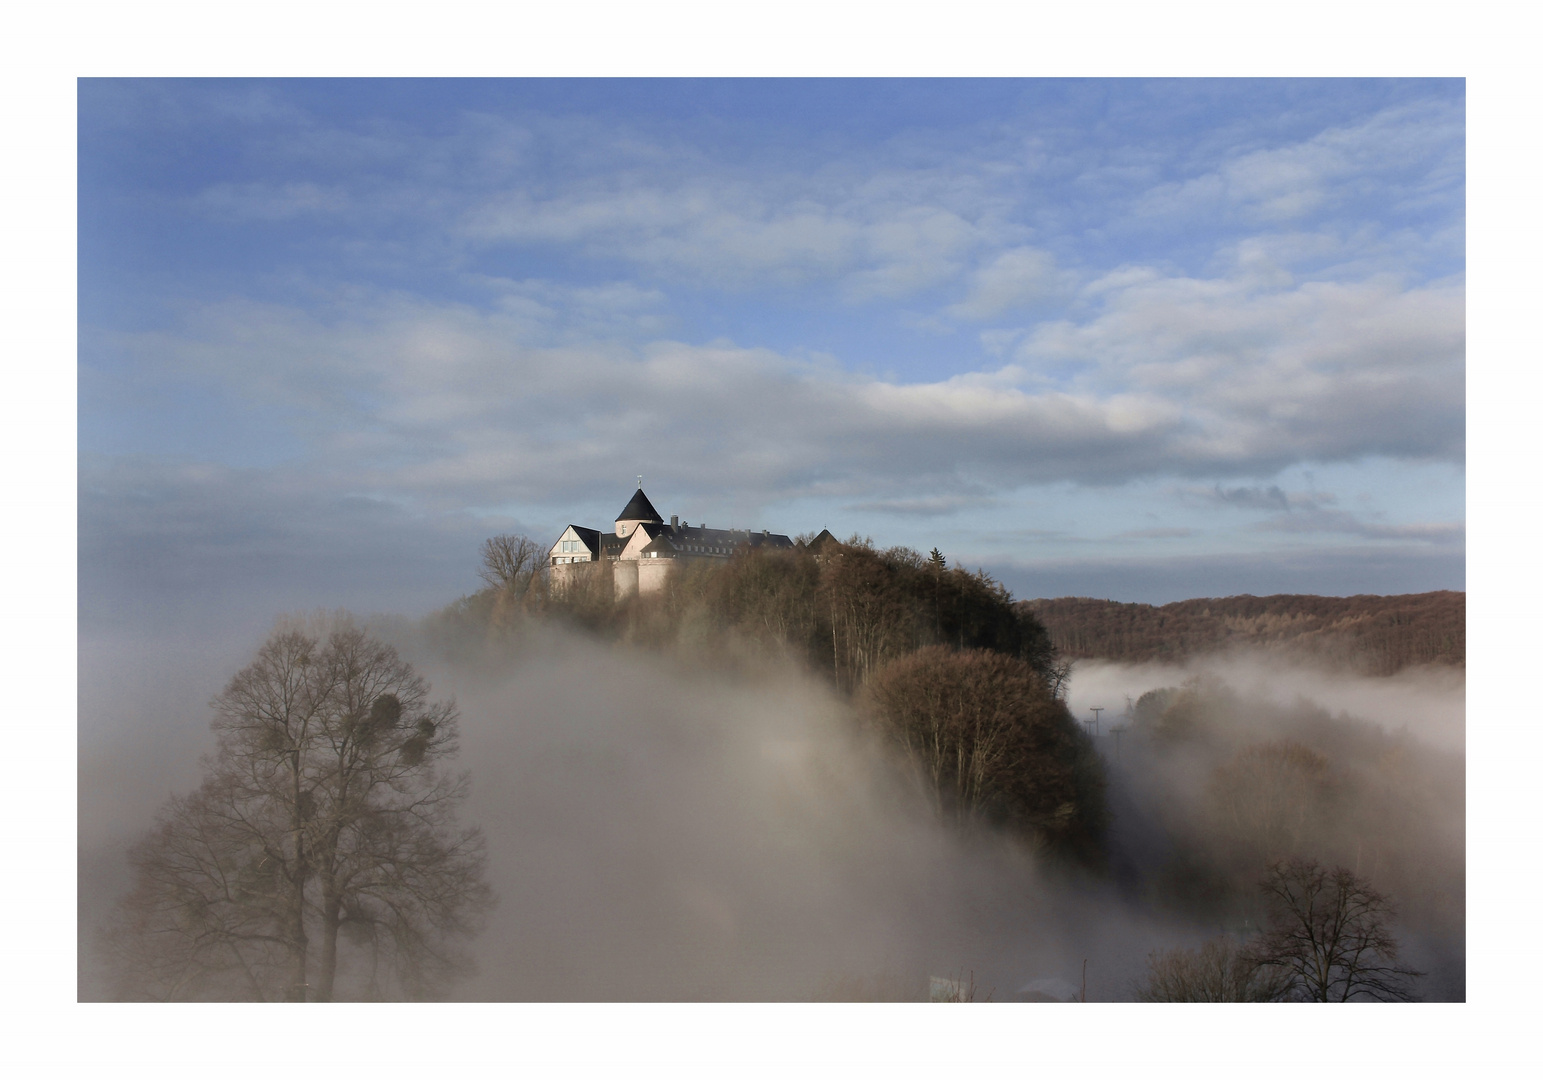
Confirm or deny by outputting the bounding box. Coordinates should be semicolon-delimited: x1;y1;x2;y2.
1023;591;1465;675
95;534;1465;1002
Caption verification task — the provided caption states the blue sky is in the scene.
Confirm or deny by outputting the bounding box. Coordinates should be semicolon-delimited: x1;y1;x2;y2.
78;78;1464;631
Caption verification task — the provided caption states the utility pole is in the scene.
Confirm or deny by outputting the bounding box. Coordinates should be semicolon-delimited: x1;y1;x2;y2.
1089;706;1104;739
1109;696;1134;762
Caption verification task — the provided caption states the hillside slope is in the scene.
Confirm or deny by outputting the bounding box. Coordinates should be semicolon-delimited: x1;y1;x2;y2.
1019;591;1464;675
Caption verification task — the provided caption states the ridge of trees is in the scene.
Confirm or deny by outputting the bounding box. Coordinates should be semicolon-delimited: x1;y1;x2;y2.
451;534;1064;693
1021;591;1464;674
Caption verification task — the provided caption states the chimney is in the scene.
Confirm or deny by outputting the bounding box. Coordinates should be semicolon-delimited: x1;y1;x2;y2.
671;515;678;528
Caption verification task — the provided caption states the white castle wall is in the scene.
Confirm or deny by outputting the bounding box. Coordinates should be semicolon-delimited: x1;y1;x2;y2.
638;558;674;596
613;559;640;601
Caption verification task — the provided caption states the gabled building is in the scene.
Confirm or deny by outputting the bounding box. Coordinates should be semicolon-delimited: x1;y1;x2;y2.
548;486;796;597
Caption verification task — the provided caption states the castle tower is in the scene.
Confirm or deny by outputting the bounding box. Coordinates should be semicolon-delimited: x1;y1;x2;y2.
614;486;663;539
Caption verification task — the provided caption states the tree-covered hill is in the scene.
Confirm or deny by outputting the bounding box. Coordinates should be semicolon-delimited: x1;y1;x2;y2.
1019;591;1464;674
447;536;1065;692
434;535;1102;858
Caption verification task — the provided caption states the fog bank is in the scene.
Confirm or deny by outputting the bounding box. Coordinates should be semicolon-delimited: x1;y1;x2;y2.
1066;650;1465;752
413;633;1180;1001
80;619;1466;1000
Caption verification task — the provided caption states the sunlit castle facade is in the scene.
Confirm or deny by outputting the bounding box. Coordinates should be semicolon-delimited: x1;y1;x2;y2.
548;487;796;598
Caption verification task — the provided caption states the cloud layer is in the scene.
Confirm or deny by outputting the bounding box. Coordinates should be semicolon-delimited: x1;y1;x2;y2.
103;262;1462;514
79;79;1465;615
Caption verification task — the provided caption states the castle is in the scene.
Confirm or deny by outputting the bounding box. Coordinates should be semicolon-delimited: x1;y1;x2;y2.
548;487;797;598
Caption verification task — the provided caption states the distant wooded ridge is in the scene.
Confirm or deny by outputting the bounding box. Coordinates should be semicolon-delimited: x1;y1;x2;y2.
1018;592;1465;675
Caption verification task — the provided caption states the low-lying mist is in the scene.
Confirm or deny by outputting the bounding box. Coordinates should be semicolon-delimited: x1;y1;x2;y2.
79;617;1465;1001
1066;650;1464;1000
1066;651;1466;753
401;630;1179;1001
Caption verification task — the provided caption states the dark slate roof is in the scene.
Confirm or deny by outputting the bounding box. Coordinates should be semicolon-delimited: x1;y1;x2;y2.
807;528;841;553
615;488;663;523
569;526;600;558
638;525;796;558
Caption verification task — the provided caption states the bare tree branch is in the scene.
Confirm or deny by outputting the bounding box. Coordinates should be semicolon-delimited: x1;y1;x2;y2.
1137;936;1294;1002
1247;856;1423;1001
479;534;545;596
101;618;493;1001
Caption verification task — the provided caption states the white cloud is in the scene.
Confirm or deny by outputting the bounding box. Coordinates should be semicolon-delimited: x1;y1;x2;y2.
1254;507;1465;544
845;494;999;517
194;181;351;221
110;251;1463;520
1017;269;1465;467
947;246;1074;319
1175;483;1335;512
1128;99;1464;226
461;182;989;298
151;91;1460;327
1115;527;1194;540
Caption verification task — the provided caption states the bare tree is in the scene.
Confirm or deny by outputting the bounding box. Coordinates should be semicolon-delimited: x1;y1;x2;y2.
102;617;492;1001
1247;857;1422;1001
821;546;915;690
929;968;991;1002
479;533;546;597
862;646;1105;852
1045;658;1072;701
1137;936;1293;1002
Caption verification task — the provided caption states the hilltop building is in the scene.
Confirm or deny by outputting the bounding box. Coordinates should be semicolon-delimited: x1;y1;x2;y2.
548;487;796;598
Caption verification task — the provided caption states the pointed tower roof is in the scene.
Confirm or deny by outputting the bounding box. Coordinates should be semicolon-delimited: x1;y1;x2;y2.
807;528;842;553
616;487;663;523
